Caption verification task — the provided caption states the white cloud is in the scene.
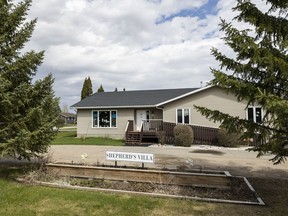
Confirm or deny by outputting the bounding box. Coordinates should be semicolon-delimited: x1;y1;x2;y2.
22;0;266;110
62;0;87;13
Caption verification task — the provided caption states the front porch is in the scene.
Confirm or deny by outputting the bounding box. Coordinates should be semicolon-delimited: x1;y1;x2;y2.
125;120;219;145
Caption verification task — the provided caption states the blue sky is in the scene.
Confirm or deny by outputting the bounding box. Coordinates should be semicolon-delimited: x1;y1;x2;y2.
156;0;219;24
24;0;246;110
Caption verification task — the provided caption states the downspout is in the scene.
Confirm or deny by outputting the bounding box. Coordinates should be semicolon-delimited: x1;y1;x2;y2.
156;105;164;120
156;105;166;143
156;105;165;129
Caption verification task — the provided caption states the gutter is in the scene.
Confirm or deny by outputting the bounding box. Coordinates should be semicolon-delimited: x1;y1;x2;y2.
71;105;156;110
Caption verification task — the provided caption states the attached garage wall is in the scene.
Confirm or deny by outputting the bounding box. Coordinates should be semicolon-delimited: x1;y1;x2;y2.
163;87;247;128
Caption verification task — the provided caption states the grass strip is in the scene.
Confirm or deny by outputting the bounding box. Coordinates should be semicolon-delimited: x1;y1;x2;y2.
51;131;124;146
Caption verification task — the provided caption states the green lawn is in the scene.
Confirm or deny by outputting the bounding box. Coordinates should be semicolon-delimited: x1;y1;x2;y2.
0;166;288;216
0;166;206;216
0;179;210;216
51;131;125;146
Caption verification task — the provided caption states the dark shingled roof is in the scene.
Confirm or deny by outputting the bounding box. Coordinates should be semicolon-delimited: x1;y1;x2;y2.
60;112;76;118
71;88;198;108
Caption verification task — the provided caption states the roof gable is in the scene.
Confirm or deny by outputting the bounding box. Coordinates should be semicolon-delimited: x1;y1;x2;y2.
156;85;214;106
71;88;199;109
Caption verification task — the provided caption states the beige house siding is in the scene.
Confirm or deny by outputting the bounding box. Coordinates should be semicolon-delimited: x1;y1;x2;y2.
77;108;134;139
76;108;163;139
162;87;247;128
76;86;249;138
148;108;163;120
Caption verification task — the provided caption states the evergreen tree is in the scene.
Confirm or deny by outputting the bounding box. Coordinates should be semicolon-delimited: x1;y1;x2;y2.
195;0;288;164
81;76;93;100
81;78;88;100
97;84;104;92
0;0;60;160
86;76;93;95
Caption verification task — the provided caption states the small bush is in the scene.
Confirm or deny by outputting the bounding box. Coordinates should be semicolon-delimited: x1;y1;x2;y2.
174;125;194;147
217;129;245;147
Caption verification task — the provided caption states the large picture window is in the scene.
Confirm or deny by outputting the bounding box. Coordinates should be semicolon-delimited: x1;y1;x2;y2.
92;110;117;128
247;107;262;123
177;109;190;124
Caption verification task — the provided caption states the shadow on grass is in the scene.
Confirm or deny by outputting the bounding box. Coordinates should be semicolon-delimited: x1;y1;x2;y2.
0;163;37;180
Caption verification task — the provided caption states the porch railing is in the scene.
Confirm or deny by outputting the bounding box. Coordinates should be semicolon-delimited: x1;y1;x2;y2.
142;120;219;145
125;119;219;145
142;119;163;132
191;124;219;144
163;121;176;144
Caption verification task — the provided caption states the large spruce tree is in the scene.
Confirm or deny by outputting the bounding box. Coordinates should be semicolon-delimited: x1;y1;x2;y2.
0;0;60;160
195;0;288;164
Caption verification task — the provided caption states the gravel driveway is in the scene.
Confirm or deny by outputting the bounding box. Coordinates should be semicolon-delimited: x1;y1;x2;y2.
47;145;288;179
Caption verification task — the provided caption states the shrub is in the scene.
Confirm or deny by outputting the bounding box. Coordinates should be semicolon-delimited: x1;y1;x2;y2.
217;129;245;147
174;125;194;147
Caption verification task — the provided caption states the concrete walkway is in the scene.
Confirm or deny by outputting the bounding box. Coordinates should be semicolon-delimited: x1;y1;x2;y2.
47;145;288;179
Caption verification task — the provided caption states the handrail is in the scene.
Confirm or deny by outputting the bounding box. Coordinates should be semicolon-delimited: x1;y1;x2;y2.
125;120;134;141
125;121;130;133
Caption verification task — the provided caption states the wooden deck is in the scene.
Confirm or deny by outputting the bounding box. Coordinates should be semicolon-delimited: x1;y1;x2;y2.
125;120;219;145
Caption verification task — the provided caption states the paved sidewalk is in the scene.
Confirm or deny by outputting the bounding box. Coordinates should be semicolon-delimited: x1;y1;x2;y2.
47;145;288;179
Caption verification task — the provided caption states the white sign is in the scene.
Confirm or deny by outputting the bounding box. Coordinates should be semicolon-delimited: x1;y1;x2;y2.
106;151;154;164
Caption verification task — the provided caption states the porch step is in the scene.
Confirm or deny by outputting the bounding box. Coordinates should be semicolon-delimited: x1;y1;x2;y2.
125;132;141;145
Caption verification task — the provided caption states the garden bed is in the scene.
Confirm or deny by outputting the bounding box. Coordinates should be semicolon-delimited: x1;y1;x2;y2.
23;163;265;205
46;163;231;188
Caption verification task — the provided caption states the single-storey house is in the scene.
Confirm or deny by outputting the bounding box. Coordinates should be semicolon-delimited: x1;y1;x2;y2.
71;86;262;144
60;112;77;124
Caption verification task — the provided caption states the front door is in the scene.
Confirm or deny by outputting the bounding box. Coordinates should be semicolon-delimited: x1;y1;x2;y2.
136;110;147;131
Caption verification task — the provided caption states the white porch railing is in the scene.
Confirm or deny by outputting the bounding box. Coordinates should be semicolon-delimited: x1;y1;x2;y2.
142;119;163;132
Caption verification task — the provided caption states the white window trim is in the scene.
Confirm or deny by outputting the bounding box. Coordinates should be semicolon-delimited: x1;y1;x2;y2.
176;108;190;124
246;106;262;123
92;110;117;128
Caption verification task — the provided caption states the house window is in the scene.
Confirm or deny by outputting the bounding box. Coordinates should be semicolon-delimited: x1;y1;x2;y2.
177;109;190;124
247;107;262;123
92;110;117;128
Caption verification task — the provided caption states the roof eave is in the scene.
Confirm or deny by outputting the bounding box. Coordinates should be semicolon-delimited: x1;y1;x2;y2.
71;105;157;109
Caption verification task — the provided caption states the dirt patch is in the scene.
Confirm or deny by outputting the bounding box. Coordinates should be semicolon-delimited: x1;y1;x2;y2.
68;176;257;202
24;164;262;204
